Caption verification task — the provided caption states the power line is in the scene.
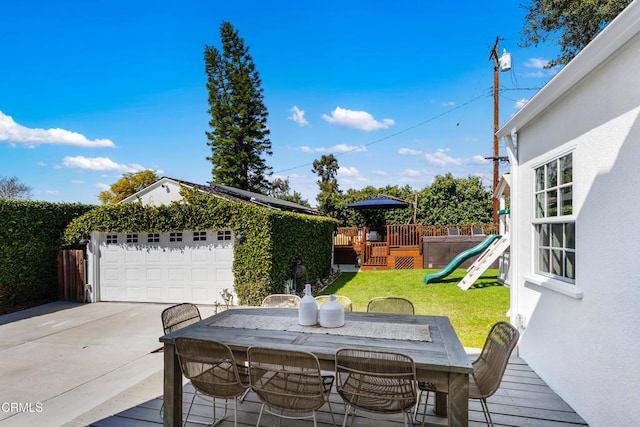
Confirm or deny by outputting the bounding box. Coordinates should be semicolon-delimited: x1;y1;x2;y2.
274;92;490;175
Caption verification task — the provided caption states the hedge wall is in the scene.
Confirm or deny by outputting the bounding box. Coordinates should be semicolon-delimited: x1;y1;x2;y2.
0;200;95;306
62;191;338;305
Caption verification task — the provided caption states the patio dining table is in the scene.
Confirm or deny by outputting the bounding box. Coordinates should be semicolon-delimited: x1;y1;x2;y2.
159;307;472;427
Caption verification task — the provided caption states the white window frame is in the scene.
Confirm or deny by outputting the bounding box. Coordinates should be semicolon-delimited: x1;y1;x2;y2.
529;151;581;299
217;230;232;241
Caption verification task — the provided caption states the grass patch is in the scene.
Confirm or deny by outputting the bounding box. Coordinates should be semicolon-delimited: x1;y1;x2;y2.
319;268;508;348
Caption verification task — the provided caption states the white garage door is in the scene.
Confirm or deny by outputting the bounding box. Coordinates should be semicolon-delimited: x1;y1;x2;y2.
97;230;235;304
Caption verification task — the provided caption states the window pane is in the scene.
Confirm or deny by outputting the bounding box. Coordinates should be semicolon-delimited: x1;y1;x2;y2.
560;186;573;215
566;223;575;249
565;251;575;280
547;160;558;187
551;249;563;275
539;248;550;273
536;193;545;218
536;167;545;191
552;223;563;247
560;154;572;185
547;189;558;216
539;224;550;246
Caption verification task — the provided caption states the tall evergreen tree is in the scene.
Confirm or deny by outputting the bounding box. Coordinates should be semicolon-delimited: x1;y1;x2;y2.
204;21;272;193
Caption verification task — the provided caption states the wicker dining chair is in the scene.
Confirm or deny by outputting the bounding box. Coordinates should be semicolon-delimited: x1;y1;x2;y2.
315;295;353;312
159;303;202;417
414;321;520;426
366;296;415;315
335;348;417;427
161;303;201;335
174;337;250;427
261;294;302;308
247;346;336;427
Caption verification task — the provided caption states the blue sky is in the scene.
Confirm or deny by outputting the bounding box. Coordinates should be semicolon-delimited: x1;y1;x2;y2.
1;1;559;206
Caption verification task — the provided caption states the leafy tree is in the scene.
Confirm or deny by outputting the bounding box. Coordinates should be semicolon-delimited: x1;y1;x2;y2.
420;174;492;225
98;170;158;205
0;176;31;200
269;177;310;207
520;0;632;67
312;154;342;217
204;21;272;193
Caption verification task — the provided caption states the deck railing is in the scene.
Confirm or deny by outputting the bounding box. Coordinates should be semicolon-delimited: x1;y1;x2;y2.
362;242;387;266
387;224;423;247
333;223;496;246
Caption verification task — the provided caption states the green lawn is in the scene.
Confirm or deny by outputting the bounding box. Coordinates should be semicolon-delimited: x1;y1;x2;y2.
319;268;509;348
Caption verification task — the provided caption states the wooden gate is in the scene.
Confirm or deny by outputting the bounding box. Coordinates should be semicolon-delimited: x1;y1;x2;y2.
57;247;86;302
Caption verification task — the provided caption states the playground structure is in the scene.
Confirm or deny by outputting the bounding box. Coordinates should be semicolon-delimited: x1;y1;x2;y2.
333;223;496;271
423;234;511;289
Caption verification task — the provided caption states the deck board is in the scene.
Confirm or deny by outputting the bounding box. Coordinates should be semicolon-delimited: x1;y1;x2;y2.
78;354;588;427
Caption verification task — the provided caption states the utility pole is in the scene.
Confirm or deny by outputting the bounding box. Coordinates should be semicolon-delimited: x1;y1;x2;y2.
487;37;510;230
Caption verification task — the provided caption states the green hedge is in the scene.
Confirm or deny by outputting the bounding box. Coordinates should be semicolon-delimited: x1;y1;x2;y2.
63;191;338;305
0;200;95;306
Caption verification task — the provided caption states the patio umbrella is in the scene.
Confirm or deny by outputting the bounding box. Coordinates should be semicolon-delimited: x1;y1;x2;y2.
346;197;409;210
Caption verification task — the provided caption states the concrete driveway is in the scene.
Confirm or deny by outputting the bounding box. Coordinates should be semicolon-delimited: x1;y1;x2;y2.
0;301;214;426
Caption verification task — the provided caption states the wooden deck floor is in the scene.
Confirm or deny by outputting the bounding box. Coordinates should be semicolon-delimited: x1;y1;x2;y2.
72;354;588;427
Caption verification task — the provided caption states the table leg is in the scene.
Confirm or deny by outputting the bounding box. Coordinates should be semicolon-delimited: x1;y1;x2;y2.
434;392;448;416
163;342;182;427
447;372;469;426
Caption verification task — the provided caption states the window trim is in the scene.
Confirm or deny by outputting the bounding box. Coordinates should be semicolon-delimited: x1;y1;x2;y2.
524;274;583;299
532;151;576;284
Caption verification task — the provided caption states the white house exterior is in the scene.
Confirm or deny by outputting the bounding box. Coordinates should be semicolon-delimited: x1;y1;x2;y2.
497;2;640;425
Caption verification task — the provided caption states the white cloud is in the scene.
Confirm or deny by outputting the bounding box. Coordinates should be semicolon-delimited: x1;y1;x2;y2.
338;166;361;177
400;169;423;177
373;170;388;176
63;156;146;173
524;58;549;69
288;105;310;127
471;155;490;164
424;148;463;167
300;144;366;153
0;111;115;148
71;180;84;184
398;147;423;156
515;98;529;109
441;101;456;107
321;107;394;131
523;57;560;78
95;183;111;191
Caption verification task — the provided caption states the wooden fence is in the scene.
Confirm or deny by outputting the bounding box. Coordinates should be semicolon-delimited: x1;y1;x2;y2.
57;248;86;302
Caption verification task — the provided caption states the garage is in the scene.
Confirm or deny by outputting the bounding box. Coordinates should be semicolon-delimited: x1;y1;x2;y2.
92;229;235;304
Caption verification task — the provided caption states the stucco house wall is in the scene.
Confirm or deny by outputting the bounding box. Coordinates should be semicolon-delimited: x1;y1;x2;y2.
498;2;640;425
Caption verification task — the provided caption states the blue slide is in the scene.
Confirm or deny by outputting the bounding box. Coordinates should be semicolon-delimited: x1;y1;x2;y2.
423;234;501;284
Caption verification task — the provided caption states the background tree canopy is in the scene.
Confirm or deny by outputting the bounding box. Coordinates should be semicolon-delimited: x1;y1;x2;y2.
322;174;492;227
520;0;633;67
0;176;32;200
98;170;158;205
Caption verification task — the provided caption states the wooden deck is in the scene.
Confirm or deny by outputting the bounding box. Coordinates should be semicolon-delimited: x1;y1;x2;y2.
76;353;588;427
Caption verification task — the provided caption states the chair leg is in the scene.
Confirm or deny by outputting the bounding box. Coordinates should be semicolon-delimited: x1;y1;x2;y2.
256;402;266;427
480;398;494;427
413;390;422;423
239;387;250;402
341;403;352;427
413;389;430;425
322;400;335;426
183;392;198;427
